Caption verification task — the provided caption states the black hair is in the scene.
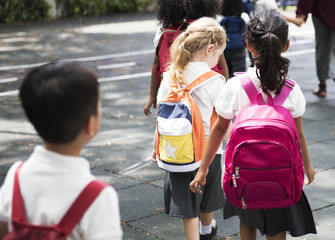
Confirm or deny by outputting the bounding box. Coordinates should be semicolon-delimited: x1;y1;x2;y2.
221;0;244;17
19;61;99;144
245;10;290;93
156;0;222;28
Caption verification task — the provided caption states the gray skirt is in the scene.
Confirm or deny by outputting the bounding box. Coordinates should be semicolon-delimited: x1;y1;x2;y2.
224;191;317;237
164;154;224;218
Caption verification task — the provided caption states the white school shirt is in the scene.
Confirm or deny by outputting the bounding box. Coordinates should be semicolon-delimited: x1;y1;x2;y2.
0;146;122;240
215;67;306;120
157;62;226;144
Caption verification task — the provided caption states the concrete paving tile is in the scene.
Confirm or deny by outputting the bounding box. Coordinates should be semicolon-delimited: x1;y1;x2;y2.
307;142;335;171
128;213;184;240
123;164;165;183
322;99;335;109
117;183;164;222
303;169;335;205
302;121;335;143
91;168;140;190
307;197;332;212
122;224;158;240
303;104;335;121
82;144;151;171
150;178;164;189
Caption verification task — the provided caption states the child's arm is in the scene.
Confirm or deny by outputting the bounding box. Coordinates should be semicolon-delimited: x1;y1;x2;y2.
219;54;229;81
0;221;8;238
280;13;305;27
294;117;315;185
190;116;231;194
144;55;160;116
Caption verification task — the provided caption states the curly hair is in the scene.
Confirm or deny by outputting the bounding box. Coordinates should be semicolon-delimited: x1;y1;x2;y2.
156;0;222;28
245;10;290;94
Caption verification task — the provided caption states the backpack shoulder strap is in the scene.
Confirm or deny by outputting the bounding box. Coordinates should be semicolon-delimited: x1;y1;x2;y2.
57;180;109;236
12;162;26;222
188;71;221;94
239;74;260;105
273;78;295;105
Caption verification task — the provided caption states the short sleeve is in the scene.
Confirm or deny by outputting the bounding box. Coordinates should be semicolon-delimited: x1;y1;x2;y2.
214;77;245;120
0;162;22;223
78;186;122;240
156;74;170;104
283;83;306;118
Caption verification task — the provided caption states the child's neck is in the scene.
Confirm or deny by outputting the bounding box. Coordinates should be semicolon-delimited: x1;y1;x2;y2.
44;142;82;157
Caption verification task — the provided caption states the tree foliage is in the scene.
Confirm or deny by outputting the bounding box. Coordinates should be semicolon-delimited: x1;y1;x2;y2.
56;0;154;17
0;0;51;23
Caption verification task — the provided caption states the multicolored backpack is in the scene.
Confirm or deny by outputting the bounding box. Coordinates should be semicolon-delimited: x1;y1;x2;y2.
155;71;221;172
155;20;224;86
223;74;304;209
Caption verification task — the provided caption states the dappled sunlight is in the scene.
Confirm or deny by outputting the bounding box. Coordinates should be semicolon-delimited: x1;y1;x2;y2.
75;19;158;34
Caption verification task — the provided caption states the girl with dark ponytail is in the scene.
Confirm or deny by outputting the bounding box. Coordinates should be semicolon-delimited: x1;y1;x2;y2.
191;10;317;240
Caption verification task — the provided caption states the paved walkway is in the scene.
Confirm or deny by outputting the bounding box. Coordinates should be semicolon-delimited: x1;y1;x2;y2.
0;11;334;240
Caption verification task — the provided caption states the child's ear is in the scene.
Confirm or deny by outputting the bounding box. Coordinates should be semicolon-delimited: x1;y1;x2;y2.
85;116;96;137
282;40;290;53
85;115;99;138
206;44;215;55
246;40;253;53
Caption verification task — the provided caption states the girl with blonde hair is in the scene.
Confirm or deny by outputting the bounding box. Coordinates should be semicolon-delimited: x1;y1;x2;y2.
156;17;227;240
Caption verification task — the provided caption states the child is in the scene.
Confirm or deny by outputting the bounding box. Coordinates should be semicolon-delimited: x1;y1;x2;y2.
143;0;229;116
190;10;317;240
220;0;247;78
156;17;227;240
0;61;123;239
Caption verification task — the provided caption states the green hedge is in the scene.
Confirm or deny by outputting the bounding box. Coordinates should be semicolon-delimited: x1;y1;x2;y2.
56;0;154;18
0;0;154;23
0;0;51;23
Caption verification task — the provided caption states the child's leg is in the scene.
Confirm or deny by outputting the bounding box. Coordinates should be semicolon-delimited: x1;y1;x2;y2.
240;222;256;240
199;211;213;226
199;211;215;235
183;217;199;240
266;232;286;240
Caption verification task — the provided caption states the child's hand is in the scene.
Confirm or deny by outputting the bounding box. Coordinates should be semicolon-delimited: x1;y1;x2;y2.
295;14;306;27
144;97;157;116
151;149;157;162
304;166;316;185
189;167;208;194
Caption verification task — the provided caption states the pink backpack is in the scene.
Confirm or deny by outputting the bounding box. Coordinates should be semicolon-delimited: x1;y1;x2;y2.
223;74;304;209
4;163;108;240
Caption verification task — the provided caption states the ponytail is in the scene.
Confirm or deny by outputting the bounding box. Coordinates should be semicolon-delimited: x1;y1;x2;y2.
246;10;290;93
256;31;290;93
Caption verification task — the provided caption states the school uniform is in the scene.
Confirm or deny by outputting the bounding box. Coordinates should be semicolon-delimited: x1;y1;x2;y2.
157;62;225;218
215;67;317;237
0;146;122;240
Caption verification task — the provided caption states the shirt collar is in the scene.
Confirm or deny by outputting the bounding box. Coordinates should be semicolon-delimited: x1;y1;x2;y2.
29;145;91;174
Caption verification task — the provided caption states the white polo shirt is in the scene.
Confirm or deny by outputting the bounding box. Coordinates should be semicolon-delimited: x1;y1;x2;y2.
254;0;278;14
0;146;122;240
215;67;306;120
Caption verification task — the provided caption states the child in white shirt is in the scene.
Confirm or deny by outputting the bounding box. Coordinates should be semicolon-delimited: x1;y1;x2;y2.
0;61;122;239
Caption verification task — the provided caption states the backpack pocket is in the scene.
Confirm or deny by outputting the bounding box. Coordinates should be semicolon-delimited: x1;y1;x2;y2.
157;102;194;164
241;181;287;209
227;140;295;209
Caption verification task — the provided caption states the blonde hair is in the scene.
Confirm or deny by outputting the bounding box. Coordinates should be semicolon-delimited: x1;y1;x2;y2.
167;17;226;85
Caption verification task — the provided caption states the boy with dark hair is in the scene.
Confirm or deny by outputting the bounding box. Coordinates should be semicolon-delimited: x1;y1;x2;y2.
0;61;122;239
